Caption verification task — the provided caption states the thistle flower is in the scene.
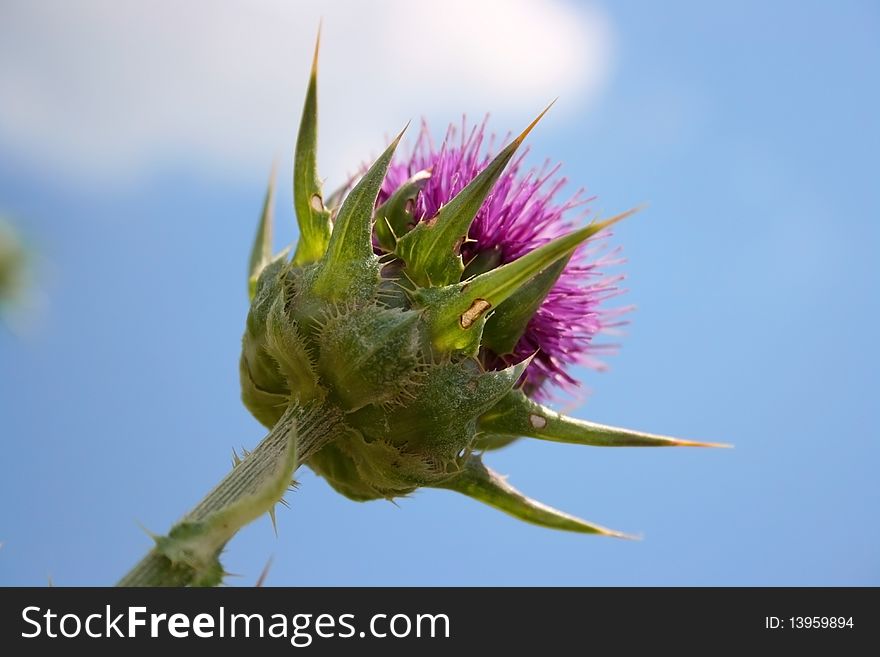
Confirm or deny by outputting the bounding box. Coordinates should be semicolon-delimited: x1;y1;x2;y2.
378;119;627;400
119;35;724;588
238;43;722;533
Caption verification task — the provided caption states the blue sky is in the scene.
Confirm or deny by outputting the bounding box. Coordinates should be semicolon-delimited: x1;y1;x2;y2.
1;0;878;585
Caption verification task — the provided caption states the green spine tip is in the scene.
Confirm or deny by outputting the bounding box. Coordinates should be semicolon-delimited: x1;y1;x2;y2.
248;162;277;299
437;457;635;538
312;126;407;300
394;105;554;288
311;22;321;76
480;390;730;448
268;505;278;537
136;521;158;540
588;205;642;234
292;28;333;266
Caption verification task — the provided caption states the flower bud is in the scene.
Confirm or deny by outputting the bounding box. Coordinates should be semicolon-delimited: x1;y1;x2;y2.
236;37;722;536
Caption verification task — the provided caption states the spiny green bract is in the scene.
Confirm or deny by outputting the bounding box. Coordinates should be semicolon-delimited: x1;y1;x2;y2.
238;36;723;537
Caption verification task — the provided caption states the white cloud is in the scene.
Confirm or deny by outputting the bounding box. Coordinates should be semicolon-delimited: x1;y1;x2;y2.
0;0;614;187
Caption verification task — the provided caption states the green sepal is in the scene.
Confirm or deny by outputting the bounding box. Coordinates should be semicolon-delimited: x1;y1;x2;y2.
436;456;632;537
374;169;431;251
479;390;729;448
240;251;297;428
349;357;529;460
316;306;420;411
418;211;633;355
394;107;552;288
311;128;406;302
248;163;276;300
265;294;320;404
481;256;569;355
307;431;436;501
292;32;333;266
308;360;530;503
306;441;390;502
241;255;292;396
239;355;289;429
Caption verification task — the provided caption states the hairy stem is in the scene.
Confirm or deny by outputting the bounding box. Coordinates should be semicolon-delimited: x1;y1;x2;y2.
117;402;341;587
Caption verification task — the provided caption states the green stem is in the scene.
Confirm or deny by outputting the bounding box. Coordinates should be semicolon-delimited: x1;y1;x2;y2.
117;402;340;587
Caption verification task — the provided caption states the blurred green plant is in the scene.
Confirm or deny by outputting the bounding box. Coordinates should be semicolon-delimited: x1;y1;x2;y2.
0;217;27;315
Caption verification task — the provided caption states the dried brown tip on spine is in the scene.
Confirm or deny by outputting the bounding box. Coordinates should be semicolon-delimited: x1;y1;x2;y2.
513;99;557;146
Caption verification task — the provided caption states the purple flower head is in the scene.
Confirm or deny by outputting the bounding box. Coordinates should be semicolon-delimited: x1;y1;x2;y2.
377;118;629;400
